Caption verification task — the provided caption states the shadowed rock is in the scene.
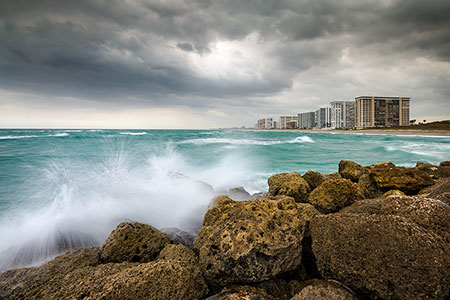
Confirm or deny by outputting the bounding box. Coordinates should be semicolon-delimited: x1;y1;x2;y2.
339;198;384;214
307;179;364;213
194;196;319;286
415;162;450;179
302;171;326;191
358;173;383;199
100;222;170;263
268;172;311;202
160;227;197;249
311;214;450;300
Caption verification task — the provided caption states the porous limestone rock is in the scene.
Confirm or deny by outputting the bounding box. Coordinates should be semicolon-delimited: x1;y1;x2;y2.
290;279;358;300
339;198;384;215
100;222;170;263
338;160;367;182
440;161;450;167
97;260;208;300
415;162;450;179
268;172;311;202
194;196;319;286
157;243;198;266
380;195;450;240
358;173;383;199
307;179;364;213
311;214;450;300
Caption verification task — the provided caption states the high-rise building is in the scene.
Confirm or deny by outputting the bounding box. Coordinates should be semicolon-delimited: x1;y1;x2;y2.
355;96;410;128
257;118;273;129
298;112;315;129
315;107;332;129
280;116;298;129
331;101;356;129
273;120;279;129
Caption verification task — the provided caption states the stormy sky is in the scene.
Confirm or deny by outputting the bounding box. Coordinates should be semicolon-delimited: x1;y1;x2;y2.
0;0;449;128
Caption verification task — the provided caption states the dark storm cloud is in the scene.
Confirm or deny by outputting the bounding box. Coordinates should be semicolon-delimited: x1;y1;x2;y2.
0;0;449;110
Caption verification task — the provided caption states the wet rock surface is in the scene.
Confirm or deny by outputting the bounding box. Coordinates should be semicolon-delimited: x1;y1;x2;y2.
307;179;364;213
311;213;450;300
100;221;170;263
268;172;311;202
194;196;318;286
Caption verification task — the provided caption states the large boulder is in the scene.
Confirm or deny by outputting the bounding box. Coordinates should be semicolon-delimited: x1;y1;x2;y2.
369;166;434;194
207;285;277;300
307;179;364;213
338;160;367;182
157;243;198;266
311;214;450;300
302;171;326;191
268;172;311;202
290;279;358;300
440;161;450;167
97;260;208;300
100;222;170;263
194;196;319;286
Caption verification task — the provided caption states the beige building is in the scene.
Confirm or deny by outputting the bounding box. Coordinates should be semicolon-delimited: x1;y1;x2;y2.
280;116;298;129
355;96;410;128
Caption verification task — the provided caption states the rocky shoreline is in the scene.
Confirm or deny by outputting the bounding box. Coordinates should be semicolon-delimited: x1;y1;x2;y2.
1;160;449;299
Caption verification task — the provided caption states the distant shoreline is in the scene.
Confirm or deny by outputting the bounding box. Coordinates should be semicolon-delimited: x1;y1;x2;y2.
258;128;450;136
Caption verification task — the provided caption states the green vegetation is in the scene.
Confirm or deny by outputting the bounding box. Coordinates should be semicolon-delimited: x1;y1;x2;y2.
364;120;450;131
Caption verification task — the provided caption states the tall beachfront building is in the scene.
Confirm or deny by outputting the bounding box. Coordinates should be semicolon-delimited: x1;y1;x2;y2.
298;112;315;129
355;96;410;128
280;116;298;129
330;101;356;129
315;107;332;129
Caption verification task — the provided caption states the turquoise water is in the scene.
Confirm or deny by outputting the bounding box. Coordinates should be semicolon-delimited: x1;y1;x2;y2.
1;129;449;270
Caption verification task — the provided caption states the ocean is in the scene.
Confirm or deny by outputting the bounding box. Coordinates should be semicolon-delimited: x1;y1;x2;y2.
1;128;449;271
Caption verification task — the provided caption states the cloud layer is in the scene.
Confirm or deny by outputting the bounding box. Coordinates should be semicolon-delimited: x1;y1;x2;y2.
0;0;449;127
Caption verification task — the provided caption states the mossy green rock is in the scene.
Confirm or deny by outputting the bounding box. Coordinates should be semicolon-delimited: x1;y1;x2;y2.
311;214;450;300
338;160;367;182
307;179;364;213
194;196;319;286
268;172;311;202
100;222;170;263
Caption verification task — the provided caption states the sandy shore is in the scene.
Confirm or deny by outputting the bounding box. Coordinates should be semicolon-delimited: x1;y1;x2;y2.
267;129;450;136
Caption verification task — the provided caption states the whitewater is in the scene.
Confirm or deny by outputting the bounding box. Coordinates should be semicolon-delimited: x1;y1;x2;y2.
0;129;449;271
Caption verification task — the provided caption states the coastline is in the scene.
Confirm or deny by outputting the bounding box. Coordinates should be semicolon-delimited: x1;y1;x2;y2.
262;128;450;137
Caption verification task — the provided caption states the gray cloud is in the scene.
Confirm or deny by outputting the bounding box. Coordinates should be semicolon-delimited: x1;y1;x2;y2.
0;0;449;125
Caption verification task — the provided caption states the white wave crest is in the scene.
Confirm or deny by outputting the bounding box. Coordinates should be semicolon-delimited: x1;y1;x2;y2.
178;136;314;145
119;132;147;135
0;135;38;140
